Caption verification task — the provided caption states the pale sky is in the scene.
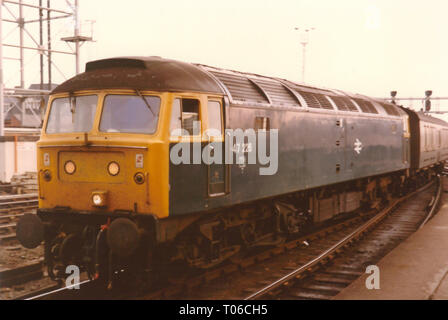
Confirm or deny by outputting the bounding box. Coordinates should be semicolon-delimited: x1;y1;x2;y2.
3;0;448;108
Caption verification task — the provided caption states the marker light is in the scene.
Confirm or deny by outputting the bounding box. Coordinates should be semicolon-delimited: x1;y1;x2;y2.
108;162;120;176
43;170;52;181
134;172;145;184
64;161;76;175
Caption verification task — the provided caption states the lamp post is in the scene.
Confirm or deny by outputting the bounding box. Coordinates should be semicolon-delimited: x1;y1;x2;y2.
0;0;4;137
424;90;432;113
294;27;315;83
390;91;397;105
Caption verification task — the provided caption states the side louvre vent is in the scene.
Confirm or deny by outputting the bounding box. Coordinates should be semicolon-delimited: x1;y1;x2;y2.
210;72;269;104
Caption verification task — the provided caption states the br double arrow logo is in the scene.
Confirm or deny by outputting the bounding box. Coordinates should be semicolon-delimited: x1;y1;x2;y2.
354;138;363;154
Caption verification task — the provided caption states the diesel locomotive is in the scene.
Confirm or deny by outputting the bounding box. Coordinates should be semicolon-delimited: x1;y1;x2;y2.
16;56;448;284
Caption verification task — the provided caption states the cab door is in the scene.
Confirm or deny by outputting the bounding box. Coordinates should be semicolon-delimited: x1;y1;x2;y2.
205;99;229;197
168;96;205;215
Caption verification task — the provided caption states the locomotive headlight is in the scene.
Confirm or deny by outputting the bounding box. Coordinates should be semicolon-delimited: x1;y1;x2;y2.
108;161;120;176
64;160;76;175
92;191;108;207
92;194;103;206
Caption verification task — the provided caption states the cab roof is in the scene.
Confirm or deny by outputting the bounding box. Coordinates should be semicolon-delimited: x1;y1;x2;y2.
51;56;225;95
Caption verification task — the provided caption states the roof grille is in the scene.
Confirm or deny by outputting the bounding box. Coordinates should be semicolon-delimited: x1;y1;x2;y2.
329;96;359;112
353;98;378;114
210;72;269;104
380;103;400;116
295;90;334;109
295;90;321;108
253;79;300;107
314;94;334;110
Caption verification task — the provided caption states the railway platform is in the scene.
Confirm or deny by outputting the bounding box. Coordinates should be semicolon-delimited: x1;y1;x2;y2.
334;181;448;300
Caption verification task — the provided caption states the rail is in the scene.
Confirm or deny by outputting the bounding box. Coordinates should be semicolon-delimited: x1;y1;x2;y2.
244;179;440;300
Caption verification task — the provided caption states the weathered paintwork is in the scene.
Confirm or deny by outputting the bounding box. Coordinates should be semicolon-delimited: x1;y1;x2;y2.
38;56;448;222
37;89;171;219
27;56;448;282
169;105;409;216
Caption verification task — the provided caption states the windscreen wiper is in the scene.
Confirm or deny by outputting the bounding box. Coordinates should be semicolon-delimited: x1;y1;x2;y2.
69;94;76;123
135;89;155;116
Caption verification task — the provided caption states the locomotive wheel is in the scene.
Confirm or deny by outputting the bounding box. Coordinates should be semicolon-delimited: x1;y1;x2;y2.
59;233;82;264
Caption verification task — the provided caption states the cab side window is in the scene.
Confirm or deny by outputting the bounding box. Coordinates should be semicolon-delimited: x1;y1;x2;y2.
207;100;223;137
170;98;200;136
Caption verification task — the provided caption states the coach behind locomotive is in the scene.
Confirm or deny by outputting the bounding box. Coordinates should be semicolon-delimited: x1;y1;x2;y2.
16;56;448;285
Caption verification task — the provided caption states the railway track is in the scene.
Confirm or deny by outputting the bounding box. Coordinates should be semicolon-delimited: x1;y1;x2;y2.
0;260;44;287
16;177;442;300
0;193;38;212
0;192;42;296
15;209;375;300
245;177;443;300
166;177;442;300
0;193;38;242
